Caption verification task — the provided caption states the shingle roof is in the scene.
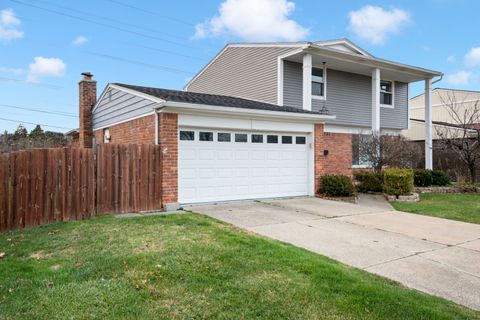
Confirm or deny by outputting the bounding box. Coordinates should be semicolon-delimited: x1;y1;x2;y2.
114;83;328;115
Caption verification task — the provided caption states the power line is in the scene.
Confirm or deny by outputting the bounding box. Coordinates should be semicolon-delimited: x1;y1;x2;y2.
0;117;73;130
0;104;78;117
0;77;64;89
11;0;195;49
35;0;183;40
104;0;195;27
82;51;196;75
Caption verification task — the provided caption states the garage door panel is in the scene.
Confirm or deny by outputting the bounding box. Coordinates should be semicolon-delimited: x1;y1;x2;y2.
179;128;309;203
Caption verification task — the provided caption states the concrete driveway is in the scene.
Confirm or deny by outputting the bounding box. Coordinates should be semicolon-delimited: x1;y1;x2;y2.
187;195;480;310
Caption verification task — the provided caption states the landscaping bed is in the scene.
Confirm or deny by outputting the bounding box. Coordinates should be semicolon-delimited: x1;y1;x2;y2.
0;214;478;319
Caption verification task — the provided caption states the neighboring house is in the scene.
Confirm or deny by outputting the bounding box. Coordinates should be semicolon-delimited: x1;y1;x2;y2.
403;88;480;141
78;39;441;208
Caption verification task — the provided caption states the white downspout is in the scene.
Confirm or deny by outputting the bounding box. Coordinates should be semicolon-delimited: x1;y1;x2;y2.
153;103;165;145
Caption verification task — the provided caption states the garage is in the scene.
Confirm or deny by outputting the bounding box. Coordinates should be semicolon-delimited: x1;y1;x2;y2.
178;128;311;203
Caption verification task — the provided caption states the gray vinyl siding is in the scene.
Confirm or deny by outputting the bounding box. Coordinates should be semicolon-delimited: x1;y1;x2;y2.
283;61;303;108
187;46;298;105
380;82;408;129
283;64;409;129
92;87;157;129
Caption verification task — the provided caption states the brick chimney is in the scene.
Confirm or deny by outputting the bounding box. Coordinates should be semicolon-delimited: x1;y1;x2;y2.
79;72;96;148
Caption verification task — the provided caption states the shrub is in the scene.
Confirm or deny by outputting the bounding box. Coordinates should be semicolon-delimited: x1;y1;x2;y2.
354;171;383;193
383;168;414;196
319;175;355;197
431;170;451;186
413;169;433;187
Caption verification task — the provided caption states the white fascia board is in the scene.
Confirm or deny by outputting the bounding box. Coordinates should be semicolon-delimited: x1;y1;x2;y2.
307;44;442;79
157;101;336;123
92;83;165;113
315;38;373;57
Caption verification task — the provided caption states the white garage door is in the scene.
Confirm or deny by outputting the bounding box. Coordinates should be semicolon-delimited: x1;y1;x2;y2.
178;128;309;203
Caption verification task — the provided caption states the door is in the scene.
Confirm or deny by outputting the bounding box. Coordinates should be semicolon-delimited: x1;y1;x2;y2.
178;128;309;203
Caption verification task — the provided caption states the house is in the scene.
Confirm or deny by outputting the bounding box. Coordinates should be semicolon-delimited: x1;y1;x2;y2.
78;39;441;208
402;88;480;180
403;88;480;141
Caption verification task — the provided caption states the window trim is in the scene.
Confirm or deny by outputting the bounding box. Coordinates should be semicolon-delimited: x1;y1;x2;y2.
311;66;327;100
380;79;394;109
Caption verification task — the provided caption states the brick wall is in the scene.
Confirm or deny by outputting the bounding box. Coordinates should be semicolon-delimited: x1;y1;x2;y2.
158;113;178;204
314;124;353;192
93;115;156;145
78;77;96;148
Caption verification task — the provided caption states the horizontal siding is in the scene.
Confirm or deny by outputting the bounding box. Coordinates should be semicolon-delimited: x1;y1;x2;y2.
92;88;157;129
187;46;298;104
380;82;408;129
284;64;408;129
313;69;371;127
283;61;303;108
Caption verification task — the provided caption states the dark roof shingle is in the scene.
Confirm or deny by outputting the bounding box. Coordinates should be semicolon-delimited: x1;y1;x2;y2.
114;83;327;115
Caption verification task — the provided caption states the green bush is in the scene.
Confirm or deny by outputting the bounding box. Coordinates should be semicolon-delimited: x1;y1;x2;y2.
413;169;433;187
319;175;355;197
383;168;414;196
354;171;384;193
431;170;451;186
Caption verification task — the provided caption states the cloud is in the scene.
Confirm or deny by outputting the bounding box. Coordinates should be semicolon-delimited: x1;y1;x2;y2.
446;55;455;63
72;35;88;46
347;5;410;45
27;57;66;83
194;0;308;41
0;8;24;42
0;66;24;76
445;70;472;86
464;47;480;67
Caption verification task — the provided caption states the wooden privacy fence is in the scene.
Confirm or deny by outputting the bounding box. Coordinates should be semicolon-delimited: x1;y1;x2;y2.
0;144;163;232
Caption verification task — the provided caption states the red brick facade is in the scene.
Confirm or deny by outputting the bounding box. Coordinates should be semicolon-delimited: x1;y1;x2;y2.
158;113;178;205
314;124;353;193
93;115;155;145
93;113;179;206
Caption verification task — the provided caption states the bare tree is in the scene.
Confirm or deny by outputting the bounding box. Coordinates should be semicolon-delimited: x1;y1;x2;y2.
357;133;420;172
435;93;480;182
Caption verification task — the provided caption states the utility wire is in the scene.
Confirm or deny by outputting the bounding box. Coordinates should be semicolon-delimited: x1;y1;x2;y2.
11;0;195;49
0;104;78;117
82;51;196;75
0;117;73;130
0;77;63;89
35;0;182;40
104;0;195;26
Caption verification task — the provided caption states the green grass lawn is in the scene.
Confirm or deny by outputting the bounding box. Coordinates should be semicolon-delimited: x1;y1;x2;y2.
392;193;480;224
0;214;478;319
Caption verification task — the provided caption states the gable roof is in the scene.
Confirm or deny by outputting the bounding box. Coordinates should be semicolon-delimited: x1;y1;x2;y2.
113;83;327;115
314;38;373;57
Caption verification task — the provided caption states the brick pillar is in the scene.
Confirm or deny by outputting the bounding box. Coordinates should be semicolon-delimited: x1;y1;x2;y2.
314;123;353;193
158;113;178;208
79;72;96;148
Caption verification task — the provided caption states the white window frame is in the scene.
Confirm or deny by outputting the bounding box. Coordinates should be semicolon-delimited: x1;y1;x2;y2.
312;66;326;100
380;80;394;108
103;128;111;143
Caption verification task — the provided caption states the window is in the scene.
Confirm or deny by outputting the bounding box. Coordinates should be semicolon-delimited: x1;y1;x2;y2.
380;80;393;106
296;136;306;144
251;134;263;143
180;130;195;141
312;67;324;97
235;133;248;142
199;132;213;141
282;136;292;144
218;133;231;142
103;128;110;144
267;135;278;144
352;134;372;167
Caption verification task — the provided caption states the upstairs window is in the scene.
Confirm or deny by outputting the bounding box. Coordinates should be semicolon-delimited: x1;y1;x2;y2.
312;68;325;97
380;80;393;106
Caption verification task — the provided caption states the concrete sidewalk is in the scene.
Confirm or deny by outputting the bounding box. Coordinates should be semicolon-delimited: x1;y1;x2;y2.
188;196;480;310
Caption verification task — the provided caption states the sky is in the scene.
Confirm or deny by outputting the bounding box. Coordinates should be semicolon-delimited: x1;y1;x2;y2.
0;0;479;133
